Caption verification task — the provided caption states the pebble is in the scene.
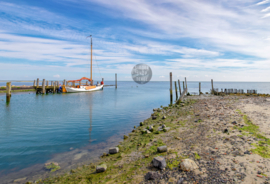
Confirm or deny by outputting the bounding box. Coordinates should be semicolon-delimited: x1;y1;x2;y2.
145;171;161;180
96;164;107;173
157;146;167;153
109;147;119;154
152;156;166;170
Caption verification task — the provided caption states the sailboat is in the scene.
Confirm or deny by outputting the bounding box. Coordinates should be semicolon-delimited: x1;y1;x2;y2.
65;36;104;93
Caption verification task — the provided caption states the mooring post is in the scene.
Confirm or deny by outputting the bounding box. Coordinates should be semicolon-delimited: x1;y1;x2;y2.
42;79;45;94
37;78;39;88
182;81;185;90
33;80;36;87
53;82;56;93
46;81;48;87
63;79;66;86
51;81;53;86
211;79;214;94
115;73;117;89
86;81;88;85
170;72;173;104
175;81;178;100
199;82;201;95
178;80;181;96
6;82;11;103
185;77;187;90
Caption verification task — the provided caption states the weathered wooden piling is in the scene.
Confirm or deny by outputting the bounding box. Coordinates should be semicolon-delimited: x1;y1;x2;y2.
185;77;187;89
6;82;11;102
33;80;36;87
53;82;56;93
211;79;214;94
51;81;53;86
178;80;181;96
63;79;66;86
115;73;117;89
86;81;88;85
174;81;178;100
170;72;173;104
79;81;81;86
42;79;46;94
182;81;185;90
199;82;201;95
46;81;49;87
37;78;39;88
102;78;104;83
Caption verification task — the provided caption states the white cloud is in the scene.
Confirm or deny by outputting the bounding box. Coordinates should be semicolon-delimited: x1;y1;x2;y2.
53;74;60;78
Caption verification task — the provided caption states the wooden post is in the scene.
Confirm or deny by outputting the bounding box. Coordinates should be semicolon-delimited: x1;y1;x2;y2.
33;80;36;87
175;81;178;100
51;81;53;86
37;78;39;88
63;79;66;86
211;79;214;94
79;81;81;86
53;82;56;93
178;80;181;96
182;81;185;90
46;81;48;87
86;81;88;85
170;72;172;104
185;77;187;89
199;82;201;95
6;82;11;103
42;79;45;94
115;73;117;89
102;78;104;84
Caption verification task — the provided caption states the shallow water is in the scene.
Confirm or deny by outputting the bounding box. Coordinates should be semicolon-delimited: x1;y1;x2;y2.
1;81;270;181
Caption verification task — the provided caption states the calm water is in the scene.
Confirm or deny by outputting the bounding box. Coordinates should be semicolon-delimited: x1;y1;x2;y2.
1;81;270;178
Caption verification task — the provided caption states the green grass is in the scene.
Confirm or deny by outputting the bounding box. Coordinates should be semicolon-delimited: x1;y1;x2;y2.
45;163;61;172
194;152;201;160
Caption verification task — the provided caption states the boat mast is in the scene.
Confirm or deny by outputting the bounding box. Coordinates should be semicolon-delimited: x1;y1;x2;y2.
91;36;92;83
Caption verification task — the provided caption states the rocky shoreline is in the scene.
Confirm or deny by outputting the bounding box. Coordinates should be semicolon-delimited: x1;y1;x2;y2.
24;95;270;183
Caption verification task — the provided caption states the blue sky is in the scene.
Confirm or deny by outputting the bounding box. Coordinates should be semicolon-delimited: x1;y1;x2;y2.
1;0;270;81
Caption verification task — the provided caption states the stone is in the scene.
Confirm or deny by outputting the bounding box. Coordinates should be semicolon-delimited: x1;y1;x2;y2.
232;121;237;125
140;122;144;126
177;178;184;184
180;159;199;171
157;146;167;153
145;171;161;180
152;156;166;170
96;164;107;173
162;124;166;128
162;116;166;119
143;129;151;134
223;129;229;133
123;135;128;139
148;125;154;131
153;108;158;111
14;178;27;182
152;116;157;120
109;147;119;154
45;162;59;166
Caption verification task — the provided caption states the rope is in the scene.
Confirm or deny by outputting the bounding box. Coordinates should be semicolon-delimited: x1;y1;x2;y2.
93;53;102;78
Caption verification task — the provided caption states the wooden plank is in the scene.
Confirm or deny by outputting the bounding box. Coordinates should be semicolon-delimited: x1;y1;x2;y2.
176;87;187;104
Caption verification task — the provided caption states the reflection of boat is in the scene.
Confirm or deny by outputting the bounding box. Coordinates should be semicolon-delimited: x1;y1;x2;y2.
65;36;103;93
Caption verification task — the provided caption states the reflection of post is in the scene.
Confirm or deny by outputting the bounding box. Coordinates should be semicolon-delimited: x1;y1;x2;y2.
170;72;172;104
115;73;117;89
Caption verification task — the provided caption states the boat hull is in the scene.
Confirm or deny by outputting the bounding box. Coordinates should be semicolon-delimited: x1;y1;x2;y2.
65;85;103;93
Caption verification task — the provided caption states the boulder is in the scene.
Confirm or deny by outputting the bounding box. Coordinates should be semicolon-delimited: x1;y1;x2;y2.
109;147;119;154
157;146;167;153
96;164;107;173
145;171;161;180
180;159;198;171
152;156;166;170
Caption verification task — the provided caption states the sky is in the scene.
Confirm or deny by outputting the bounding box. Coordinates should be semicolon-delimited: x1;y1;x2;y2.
1;0;270;81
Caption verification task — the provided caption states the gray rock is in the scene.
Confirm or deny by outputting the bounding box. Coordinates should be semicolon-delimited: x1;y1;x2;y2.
148;125;154;131
153;108;158;111
96;164;107;173
157;146;167;153
143;129;151;134
145;171;161;180
152;156;166;170
109;147;119;154
177;178;184;184
152;116;157;120
140;122;144;126
162;124;166;128
162;116;166;119
180;159;198;171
